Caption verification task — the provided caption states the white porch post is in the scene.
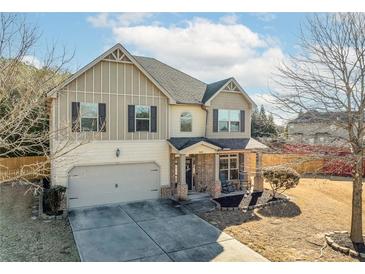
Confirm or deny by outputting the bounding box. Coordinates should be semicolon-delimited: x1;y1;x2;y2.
179;154;186;184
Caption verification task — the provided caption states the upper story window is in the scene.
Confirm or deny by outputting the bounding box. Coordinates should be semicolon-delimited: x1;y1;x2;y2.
180;112;192;132
218;109;240;132
80;103;98;131
135;105;150;131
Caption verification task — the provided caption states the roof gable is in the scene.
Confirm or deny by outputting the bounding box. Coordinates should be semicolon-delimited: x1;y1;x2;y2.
203;77;256;107
48;44;176;103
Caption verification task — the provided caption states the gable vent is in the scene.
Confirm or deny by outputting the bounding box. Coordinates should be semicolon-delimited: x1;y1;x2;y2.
224;81;240;92
103;48;132;63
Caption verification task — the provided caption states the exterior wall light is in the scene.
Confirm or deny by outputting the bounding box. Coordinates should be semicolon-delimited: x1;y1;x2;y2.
116;148;120;157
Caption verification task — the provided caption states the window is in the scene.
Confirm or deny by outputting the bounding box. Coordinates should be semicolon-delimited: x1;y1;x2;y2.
219;154;239;181
80;103;98;131
180;112;192;132
218;109;240;132
135;105;150;131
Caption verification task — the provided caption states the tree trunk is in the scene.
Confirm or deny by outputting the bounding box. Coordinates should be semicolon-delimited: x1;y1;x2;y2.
350;153;364;243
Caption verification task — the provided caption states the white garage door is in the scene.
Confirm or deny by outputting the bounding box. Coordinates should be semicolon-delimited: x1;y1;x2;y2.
68;162;160;209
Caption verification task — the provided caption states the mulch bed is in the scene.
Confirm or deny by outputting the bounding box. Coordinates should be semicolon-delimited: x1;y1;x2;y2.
213;189;287;209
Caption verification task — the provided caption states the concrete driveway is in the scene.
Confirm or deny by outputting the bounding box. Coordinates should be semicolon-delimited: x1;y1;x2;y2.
69;199;268;262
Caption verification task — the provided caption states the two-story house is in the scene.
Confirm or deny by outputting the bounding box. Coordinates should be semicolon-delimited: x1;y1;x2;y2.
287;111;348;145
48;43;267;209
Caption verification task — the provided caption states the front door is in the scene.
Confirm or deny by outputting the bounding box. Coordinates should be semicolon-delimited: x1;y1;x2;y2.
186;157;193;190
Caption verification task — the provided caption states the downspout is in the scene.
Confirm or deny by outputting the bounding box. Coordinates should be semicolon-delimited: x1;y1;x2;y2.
201;104;208;137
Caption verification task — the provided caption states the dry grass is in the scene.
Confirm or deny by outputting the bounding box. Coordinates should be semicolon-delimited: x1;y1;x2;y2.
200;178;365;262
0;183;79;261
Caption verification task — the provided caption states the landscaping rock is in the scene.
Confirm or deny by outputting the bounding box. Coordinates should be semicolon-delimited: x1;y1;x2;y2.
349;249;359;257
338;246;349;254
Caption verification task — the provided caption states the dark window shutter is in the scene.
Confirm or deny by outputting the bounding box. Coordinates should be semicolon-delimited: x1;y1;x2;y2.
71;102;80;132
240;110;245;132
213;109;218;132
151;106;157;132
98;103;106;132
128;105;135;132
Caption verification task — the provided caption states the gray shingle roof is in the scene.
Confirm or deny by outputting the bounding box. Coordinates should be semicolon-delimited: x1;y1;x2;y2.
202;78;232;103
289;111;349;124
134;56;207;104
167;137;268;151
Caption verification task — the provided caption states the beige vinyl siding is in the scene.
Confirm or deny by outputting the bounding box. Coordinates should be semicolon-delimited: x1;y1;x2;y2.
206;91;252;138
55;60;169;141
51;140;170;188
170;105;206;137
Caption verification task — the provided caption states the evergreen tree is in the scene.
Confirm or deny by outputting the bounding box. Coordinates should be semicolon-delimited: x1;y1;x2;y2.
251;105;278;138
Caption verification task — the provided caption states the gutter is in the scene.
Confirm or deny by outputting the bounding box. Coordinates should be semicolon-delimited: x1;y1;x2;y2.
201;104;209;137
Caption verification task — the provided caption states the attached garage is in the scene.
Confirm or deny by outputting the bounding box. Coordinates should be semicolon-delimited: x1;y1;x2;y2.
68;162;160;209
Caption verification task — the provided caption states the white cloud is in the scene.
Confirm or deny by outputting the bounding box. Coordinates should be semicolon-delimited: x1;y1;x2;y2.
219;14;239;25
255;13;277;22
87;13;110;28
109;16;285;89
22;55;42;69
117;13;153;27
87;13;153;28
88;14;287;120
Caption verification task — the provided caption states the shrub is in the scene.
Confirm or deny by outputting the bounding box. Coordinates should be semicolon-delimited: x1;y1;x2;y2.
263;166;300;198
43;185;66;215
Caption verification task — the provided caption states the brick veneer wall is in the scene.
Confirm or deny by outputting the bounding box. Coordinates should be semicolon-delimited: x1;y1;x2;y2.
193;154;215;192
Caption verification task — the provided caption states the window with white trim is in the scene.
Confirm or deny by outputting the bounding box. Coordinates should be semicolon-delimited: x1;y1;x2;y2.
218;109;240;132
180;112;192;132
80;103;98;131
135;105;150;131
219;154;239;181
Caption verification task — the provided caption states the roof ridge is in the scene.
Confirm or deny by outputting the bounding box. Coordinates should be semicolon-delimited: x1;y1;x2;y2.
133;55;207;86
207;77;233;85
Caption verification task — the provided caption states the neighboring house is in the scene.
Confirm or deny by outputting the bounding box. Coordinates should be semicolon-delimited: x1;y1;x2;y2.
47;43;267;209
287;111;348;145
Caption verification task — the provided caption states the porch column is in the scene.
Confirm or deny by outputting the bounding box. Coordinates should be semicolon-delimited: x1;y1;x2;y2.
253;151;264;192
176;154;188;200
211;154;222;198
215;154;220;182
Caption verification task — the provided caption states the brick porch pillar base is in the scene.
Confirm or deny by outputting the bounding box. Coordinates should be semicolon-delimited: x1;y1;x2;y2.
210;180;221;198
176;182;188;201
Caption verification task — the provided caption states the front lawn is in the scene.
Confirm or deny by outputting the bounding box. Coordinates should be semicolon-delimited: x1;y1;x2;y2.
200;178;365;262
0;183;79;262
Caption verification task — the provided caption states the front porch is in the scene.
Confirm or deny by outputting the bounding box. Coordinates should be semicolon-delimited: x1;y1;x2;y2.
168;137;267;201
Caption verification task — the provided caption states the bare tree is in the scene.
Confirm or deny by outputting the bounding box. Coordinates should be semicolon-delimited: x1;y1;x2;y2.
271;13;364;244
0;13;85;190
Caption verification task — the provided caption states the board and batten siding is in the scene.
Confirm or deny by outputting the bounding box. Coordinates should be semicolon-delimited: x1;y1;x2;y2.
54;60;169;141
206;91;252;139
52;140;170;188
169;105;206;137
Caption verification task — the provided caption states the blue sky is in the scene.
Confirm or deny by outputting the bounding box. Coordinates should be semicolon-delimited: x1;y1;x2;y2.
25;12;309;108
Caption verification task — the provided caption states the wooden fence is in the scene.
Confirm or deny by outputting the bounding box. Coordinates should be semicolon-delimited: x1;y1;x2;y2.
0;156;49;182
246;153;325;175
262;153;324;174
